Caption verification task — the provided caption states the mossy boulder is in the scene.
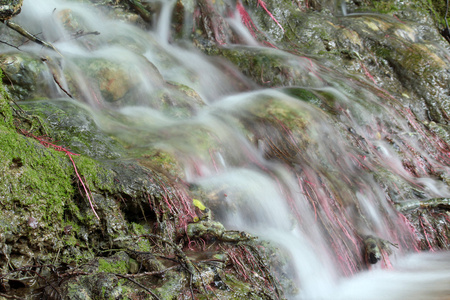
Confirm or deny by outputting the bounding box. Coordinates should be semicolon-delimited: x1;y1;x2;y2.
0;52;51;100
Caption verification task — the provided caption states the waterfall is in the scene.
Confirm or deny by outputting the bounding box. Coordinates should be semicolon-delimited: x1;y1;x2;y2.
4;0;450;298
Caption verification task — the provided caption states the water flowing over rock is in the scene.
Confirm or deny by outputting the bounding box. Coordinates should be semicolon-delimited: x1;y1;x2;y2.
0;0;449;299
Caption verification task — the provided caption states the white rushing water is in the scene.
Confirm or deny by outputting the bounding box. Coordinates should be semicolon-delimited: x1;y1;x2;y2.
6;0;450;299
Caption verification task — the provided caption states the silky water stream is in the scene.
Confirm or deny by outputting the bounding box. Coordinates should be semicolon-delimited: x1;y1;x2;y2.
4;0;450;299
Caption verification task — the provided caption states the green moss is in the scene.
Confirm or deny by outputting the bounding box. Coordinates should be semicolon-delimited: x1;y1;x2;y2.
0;125;75;221
0;69;13;128
374;46;391;60
371;0;399;14
130;223;152;252
426;0;448;26
137;149;183;177
63;234;79;247
98;258;129;274
368;0;449;29
73;155;115;192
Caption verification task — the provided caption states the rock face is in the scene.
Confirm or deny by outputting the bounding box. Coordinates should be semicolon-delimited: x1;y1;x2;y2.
0;0;449;298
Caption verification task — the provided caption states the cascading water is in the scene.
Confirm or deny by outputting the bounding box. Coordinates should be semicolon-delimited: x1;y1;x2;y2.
3;0;450;298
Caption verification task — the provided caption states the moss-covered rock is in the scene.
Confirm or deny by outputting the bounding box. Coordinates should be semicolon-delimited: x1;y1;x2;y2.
0;52;51;100
0;110;76;272
0;77;281;298
19;100;124;160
